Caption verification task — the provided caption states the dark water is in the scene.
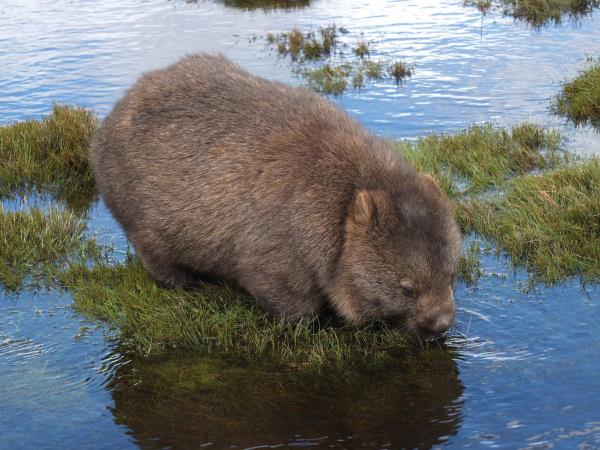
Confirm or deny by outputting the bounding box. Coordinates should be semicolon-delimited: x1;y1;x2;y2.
1;1;600;449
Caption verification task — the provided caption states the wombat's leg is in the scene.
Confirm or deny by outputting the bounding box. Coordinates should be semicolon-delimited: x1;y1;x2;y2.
138;250;199;289
127;228;200;288
248;277;324;322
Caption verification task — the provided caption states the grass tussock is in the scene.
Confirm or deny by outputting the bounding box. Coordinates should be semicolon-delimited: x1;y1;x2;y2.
267;24;339;60
61;256;412;367
398;122;564;197
266;25;415;94
465;0;493;13
353;40;370;59
302;64;352;95
552;62;600;128
0;105;98;210
465;0;600;26
458;159;600;283
0;205;100;291
389;60;415;84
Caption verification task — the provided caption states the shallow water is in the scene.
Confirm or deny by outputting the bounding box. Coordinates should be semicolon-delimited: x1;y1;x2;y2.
1;1;600;449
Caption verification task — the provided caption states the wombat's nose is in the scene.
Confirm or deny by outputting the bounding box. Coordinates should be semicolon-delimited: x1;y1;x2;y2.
418;310;455;335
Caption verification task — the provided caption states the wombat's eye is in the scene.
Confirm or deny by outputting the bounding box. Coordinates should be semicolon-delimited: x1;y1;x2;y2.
400;284;417;299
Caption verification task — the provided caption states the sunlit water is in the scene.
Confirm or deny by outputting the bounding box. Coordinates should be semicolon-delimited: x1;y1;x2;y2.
1;1;600;448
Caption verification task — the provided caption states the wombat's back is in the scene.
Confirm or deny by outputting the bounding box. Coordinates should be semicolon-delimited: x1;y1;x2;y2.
90;54;405;294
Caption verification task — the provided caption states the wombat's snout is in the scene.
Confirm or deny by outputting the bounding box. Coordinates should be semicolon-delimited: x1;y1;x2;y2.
416;304;456;336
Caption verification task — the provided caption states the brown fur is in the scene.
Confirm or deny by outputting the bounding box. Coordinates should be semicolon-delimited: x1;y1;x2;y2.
90;53;461;335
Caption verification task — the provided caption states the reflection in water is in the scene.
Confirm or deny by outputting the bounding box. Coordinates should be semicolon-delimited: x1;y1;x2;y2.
108;347;464;448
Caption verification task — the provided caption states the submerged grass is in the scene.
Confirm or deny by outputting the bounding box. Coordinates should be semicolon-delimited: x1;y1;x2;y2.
0;205;100;291
465;0;600;26
457;241;483;286
389;60;414;84
552;62;600;128
353;40;370;59
266;25;415;94
61;256;412;368
0;105;98;210
459;159;600;283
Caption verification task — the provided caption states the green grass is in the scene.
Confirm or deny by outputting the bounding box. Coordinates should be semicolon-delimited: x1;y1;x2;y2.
464;0;600;26
364;59;384;80
552;62;600;128
398;123;600;283
0;205;100;291
0;105;98;210
60;255;414;367
458;159;600;283
398;122;564;197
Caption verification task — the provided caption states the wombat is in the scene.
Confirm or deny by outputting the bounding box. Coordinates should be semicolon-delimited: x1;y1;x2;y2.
90;53;461;335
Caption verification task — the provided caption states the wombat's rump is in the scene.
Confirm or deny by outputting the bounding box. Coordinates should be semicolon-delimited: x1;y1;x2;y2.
90;54;461;335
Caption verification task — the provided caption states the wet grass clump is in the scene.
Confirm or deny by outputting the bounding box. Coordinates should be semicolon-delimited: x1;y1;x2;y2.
0;205;100;291
353;40;369;59
397;123;600;283
268;24;338;60
389;60;415;84
302;58;414;93
465;0;493;13
0;105;98;210
552;62;600;128
459;159;600;283
61;256;412;367
219;0;311;11
302;64;352;95
398;123;564;197
265;25;415;94
465;0;600;26
364;59;384;80
506;0;600;26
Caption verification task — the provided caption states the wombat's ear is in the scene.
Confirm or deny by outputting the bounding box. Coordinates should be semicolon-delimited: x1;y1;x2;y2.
349;190;375;226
